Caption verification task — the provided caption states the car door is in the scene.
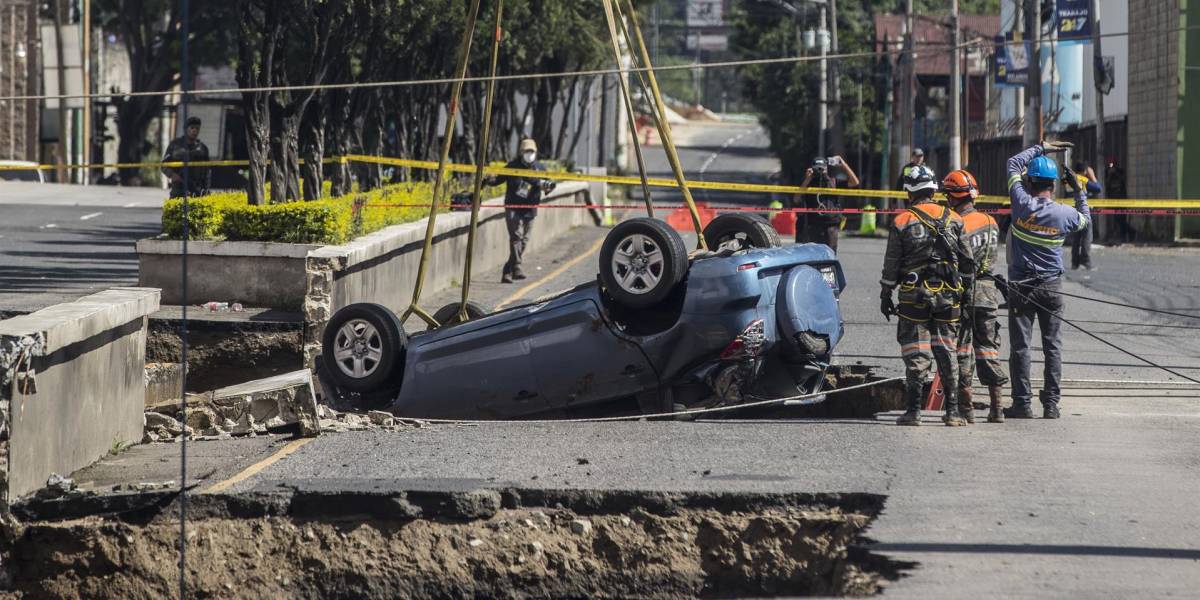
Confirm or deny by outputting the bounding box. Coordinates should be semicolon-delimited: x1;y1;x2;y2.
527;298;658;409
397;313;545;419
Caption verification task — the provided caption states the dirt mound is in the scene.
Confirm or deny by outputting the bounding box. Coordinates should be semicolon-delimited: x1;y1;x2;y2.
5;501;894;599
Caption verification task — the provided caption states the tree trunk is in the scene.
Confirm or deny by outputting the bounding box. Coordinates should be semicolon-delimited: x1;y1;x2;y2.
300;95;324;201
326;87;352;197
114;98;161;185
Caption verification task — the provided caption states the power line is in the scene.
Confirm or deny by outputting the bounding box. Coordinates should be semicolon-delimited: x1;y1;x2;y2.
1;24;1196;103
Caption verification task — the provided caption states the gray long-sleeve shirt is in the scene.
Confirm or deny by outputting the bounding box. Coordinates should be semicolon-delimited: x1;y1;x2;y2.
1005;145;1091;280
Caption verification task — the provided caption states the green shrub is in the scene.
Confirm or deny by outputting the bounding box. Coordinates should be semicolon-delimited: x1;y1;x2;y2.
161;192;245;240
160;180;505;245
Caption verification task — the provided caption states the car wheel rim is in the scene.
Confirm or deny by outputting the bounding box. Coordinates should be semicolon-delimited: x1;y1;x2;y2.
612;233;665;295
333;319;384;379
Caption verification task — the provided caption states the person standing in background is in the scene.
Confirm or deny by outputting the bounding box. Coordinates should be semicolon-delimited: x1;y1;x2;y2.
1070;160;1103;271
162;116;210;198
487;138;556;283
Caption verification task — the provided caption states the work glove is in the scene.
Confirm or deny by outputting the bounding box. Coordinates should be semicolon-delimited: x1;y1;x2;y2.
880;288;896;322
1041;140;1073;154
1061;165;1081;193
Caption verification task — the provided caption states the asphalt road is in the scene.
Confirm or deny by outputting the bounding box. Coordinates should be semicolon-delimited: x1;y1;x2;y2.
635;120;781;207
0;182;165;313
70;121;1200;597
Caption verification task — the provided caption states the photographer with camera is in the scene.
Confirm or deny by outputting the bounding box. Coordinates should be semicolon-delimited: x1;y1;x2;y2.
796;155;860;252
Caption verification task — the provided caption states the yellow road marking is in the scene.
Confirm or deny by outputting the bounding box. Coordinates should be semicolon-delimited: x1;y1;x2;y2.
203;437;315;494
495;235;606;310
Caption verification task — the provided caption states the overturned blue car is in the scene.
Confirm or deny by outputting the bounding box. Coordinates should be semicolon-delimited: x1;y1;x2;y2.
317;214;846;419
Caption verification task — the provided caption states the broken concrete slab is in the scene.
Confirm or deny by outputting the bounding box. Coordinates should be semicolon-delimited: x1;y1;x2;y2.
0;288;160;502
210;370;321;437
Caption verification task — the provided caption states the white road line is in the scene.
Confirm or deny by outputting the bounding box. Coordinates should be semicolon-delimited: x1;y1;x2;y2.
698;130;753;201
123;202;139;208
42;224;57;229
80;212;103;221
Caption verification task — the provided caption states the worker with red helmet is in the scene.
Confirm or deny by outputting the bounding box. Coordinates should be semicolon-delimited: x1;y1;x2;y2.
943;169;1008;423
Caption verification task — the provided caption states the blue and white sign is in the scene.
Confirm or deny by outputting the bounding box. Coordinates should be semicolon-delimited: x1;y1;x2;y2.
1056;0;1092;41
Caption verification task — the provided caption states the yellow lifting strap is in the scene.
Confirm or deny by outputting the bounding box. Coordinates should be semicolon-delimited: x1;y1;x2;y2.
400;0;483;328
458;0;505;323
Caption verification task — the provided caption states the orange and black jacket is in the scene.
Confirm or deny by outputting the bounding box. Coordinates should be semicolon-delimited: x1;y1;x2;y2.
879;200;974;291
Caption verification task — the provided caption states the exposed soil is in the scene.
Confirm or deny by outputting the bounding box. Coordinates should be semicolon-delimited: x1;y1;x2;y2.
2;490;905;599
147;322;303;393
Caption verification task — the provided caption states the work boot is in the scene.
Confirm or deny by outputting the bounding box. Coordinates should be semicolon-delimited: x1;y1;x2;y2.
1003;403;1035;419
897;384;922;426
1043;402;1061;419
958;387;976;424
512;267;528;281
942;388;966;426
987;385;1005;423
501;273;513;284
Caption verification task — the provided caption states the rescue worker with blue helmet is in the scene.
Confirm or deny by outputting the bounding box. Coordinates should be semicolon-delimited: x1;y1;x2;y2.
1003;142;1091;419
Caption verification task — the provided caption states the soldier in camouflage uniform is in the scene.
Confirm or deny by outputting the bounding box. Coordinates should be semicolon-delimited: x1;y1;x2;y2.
880;165;975;426
943;170;1009;424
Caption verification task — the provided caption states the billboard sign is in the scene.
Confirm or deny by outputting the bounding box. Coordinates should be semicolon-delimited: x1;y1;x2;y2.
994;33;1030;87
686;0;723;27
1056;0;1092;41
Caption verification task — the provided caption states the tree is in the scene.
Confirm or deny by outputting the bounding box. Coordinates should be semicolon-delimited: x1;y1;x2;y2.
95;0;234;185
235;0;284;205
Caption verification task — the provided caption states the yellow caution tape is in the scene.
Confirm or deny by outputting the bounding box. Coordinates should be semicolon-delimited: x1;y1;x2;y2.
6;153;1200;210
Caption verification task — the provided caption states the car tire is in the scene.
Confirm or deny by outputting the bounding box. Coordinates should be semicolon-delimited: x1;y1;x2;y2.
599;217;688;309
321;303;407;393
702;213;782;251
428;301;489;331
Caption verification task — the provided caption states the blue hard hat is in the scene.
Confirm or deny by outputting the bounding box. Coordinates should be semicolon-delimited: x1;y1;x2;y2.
1027;156;1058;181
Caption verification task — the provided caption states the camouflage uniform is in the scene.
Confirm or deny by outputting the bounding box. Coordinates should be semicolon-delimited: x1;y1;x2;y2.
881;200;974;419
954;206;1009;389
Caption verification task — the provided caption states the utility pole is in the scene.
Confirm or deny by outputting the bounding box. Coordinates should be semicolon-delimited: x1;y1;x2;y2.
817;0;827;158
1022;0;1041;146
898;0;914;171
53;0;67;183
1091;0;1105;190
828;0;843;155
1014;0;1024;132
949;0;961;169
82;0;91;184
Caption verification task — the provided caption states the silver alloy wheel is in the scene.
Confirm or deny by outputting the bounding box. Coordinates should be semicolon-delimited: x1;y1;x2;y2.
611;233;665;295
332;318;384;379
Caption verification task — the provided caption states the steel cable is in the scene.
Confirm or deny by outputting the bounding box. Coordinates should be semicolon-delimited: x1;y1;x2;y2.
1004;284;1200;384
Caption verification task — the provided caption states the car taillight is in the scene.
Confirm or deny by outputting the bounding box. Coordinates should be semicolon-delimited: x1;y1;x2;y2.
720;319;766;360
737;262;759;271
818;265;839;290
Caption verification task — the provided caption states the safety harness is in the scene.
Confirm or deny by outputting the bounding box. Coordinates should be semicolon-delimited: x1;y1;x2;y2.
898;204;973;323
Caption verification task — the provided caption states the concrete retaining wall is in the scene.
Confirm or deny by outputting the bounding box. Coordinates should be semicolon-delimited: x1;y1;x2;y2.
0;288;160;501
